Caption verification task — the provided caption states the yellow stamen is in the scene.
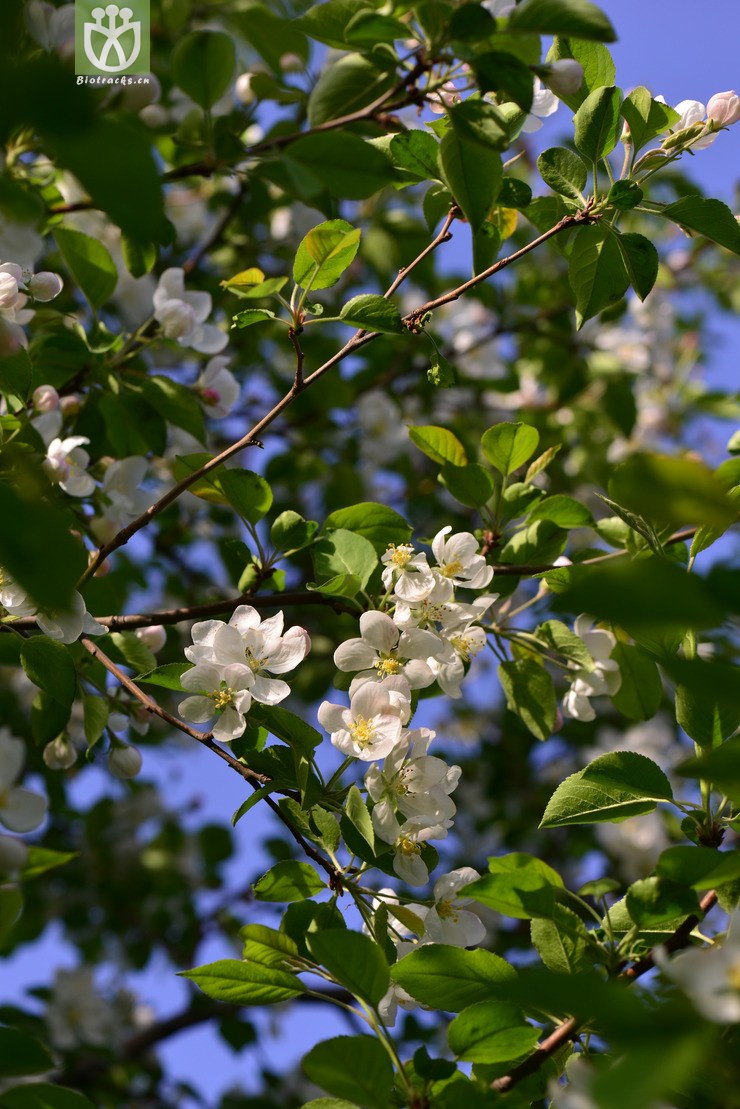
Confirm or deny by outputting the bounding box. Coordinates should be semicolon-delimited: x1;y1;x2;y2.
350;715;375;748
440;558;464;579
374;656;401;676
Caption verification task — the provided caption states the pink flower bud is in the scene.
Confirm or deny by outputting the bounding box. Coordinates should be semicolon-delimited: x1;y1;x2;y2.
706;90;740;127
135;624;167;652
60;394;81;416
0;271;19;309
108;744;143;779
33;384;60;412
545;59;584;97
28;271;63;301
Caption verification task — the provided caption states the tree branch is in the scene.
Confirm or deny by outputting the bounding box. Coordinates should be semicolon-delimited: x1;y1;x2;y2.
491;889;718;1094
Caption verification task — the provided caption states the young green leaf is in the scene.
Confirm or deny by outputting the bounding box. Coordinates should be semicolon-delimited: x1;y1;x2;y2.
323;503;411;555
441;462;495;508
547;37;616;110
20;638;76;708
620;86;680;152
302;1036;394;1109
136;662;190;691
307;929;389;1006
232;308;278;329
568;225;629;328
481;422;539;475
447;1000;538;1063
408;425;467;467
253;860;325;902
537;147;588;201
338;294;403;334
573;85;623;161
509;0;616;42
465;854;563;919
660;195;740;256
312;529;378;588
180;959;305;1004
499;658;557;740
55;227;117;308
293;220;362;291
171;31;236;109
540;751;674;828
391;944;516;1011
609;642;662;721
615;231;659;300
344;783;375;852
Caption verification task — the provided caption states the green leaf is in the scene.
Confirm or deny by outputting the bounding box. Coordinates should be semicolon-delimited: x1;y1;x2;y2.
20;638;76;708
300;1102;361;1109
529;494;594;528
661;195;740;256
307;54;393;128
441;462;495;508
83;694;109;747
620;85;679;152
180;959;305;1004
253;860;325;902
626;877;700;927
615;231;658;300
481;422;539;475
339;294;403;334
308;929;389;1007
306;574;362;600
0;886;22;946
136;662;190;691
312;529;378;589
298;0;373;48
0;1029;54;1078
345;10;408;45
302;1036;394;1109
21;847;77;880
534;619;595;669
120;235;157;278
232;308;278;329
0;484;85;610
271;511;319;553
391;945;516;1012
471;51;535;111
609;643;662;721
293;220;361;291
0;1085;95;1109
531;905;595;974
547;37;615;110
447;1000;538;1064
540;751;674;828
499;659;557;740
250;705;322;752
322;504;411;556
408;425;467;467
171;31;236;109
388;131;441;181
286;133;396;200
0;348;32;402
231;785;274;826
107;630;156;676
568;225;629;328
573;85;623;161
657;845;740;892
54;227;117;309
428;351;456;388
218;470;273;525
142;375;205;442
609;453;736;529
439;109;503;232
31;691;71;745
509;0;616;41
676;736;740;801
607;179;644;211
465;854;563;920
537;147;588;201
345;783;375;853
241;923;300;968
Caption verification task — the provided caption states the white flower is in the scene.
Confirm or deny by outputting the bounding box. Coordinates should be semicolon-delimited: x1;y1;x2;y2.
365;738;460;828
135;624;167;653
562;615;621;722
108;744;143;779
36;591;106;643
0;570;38;618
179;661;254;742
381;543;435;602
428;79;461;114
0;268;20;308
196;355;240;418
410;867;486;947
373;809;452;886
318;683;406;761
45;967;117;1050
334;610;439;689
187;606;310;706
658;96;717;150
91;456;152;541
44;435;96;497
43;735;77;770
544;60;584;98
377;940;420;1025
0;728;47;833
235;72;255;104
428;621;488;698
481;0;515;16
521;78;559;133
431;526;493;590
0;834;29;873
153;267;228;354
656;919;740;1024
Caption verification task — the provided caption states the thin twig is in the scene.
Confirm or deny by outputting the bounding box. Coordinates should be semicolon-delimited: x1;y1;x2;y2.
491;890;718;1093
289;325;305;390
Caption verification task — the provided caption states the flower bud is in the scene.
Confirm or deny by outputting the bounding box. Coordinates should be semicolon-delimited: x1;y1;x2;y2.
139;103;168;128
235;72;255;105
544;59;583;97
706;90;740;128
108;712;129;734
43;735;77;770
108;744;143;779
135;624;167;652
0;271;19;309
279;53;303;73
28;271;63;301
0;835;29;873
33;384;60;412
120;74;161;112
60;393;81;416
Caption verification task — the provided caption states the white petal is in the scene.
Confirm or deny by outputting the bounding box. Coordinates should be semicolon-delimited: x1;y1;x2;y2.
359;610;398;653
0;787;47;833
179;695;214;723
334;638;378;672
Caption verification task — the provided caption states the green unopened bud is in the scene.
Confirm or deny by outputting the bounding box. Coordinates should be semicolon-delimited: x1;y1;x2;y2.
661;122;707;150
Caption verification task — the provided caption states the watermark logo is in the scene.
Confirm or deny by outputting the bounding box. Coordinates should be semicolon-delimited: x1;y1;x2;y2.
76;0;150;77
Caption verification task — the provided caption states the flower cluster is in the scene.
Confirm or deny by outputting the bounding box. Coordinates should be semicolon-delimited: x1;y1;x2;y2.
655;90;740;151
0;259;63;354
0;570;104;644
153;267;228;354
179;605;311;741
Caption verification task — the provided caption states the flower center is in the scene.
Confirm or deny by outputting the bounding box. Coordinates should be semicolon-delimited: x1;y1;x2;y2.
440;558;464;579
398;835;420;857
436;898;459;921
727;960;740;992
208;687;235;712
349;715;375;748
374;655;401;676
387;544;413;569
450;634;479;663
244;647;268;672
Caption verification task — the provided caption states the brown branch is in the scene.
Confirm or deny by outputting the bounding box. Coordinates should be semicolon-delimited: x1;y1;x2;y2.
289;325;305;390
491;889;718;1094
